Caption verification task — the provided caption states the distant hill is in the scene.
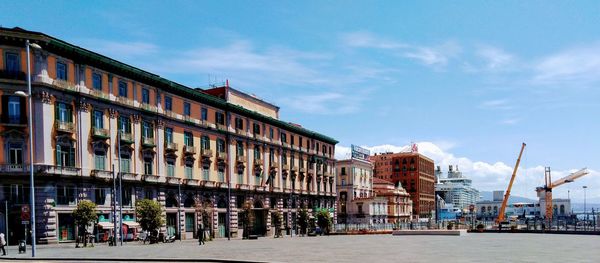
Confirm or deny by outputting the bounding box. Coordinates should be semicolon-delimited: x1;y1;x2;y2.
479;191;536;203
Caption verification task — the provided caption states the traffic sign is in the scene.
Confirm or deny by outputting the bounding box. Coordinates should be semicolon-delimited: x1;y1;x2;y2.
21;205;31;221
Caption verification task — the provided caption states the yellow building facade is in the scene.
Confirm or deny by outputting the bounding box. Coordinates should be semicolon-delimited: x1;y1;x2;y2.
0;27;337;244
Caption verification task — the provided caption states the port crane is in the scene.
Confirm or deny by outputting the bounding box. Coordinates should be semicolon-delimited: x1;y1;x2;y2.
536;167;589;222
496;143;526;225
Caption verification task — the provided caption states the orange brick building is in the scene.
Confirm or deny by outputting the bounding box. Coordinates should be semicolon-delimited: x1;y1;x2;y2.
371;152;435;219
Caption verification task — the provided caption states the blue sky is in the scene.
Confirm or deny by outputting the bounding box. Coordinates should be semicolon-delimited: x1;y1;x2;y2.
3;1;600;202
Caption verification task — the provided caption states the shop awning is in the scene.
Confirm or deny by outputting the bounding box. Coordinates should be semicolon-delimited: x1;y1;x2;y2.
123;221;140;228
98;222;114;229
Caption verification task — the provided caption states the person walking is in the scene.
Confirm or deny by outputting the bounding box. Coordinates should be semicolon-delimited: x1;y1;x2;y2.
0;232;7;256
198;224;205;245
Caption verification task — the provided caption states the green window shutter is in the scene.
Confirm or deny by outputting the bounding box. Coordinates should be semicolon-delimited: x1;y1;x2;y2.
69;146;76;167
55;104;59;120
56;145;61;166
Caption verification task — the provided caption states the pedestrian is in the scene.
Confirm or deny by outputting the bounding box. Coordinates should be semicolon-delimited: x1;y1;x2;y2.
197;226;202;246
199;224;205;245
0;232;7;256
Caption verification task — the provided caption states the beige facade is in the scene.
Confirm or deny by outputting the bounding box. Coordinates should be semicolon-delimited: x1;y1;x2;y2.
0;27;337;244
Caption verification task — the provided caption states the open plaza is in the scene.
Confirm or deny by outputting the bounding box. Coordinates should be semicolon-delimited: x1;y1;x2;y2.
1;233;599;262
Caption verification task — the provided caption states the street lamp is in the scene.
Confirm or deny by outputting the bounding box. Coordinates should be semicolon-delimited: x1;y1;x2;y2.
583;186;587;230
15;39;41;257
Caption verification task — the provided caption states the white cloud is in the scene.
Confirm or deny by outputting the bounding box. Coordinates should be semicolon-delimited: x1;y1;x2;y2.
341;31;407;49
479;99;513;110
335;142;598;202
533;42;600;85
476;46;515;70
403;42;461;67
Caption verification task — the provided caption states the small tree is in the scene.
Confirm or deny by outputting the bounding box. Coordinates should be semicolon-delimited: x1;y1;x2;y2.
298;207;310;236
315;209;332;235
72;200;98;247
272;210;283;238
195;200;213;240
239;200;255;239
136;199;164;240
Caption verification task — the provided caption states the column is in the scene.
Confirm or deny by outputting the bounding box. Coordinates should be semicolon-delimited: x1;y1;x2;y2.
33;92;54;165
108;109;118;168
156;119;165;176
132;114;142;175
77;101;91;176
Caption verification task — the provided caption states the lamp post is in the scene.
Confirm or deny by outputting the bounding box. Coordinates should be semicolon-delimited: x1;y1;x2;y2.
583;186;587;231
15;39;42;257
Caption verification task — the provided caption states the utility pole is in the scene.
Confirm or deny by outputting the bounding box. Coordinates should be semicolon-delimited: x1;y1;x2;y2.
4;200;8;243
118;132;123;246
112;164;117;246
178;180;181;241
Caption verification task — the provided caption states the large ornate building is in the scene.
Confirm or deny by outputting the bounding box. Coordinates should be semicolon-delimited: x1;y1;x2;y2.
0;27;337;244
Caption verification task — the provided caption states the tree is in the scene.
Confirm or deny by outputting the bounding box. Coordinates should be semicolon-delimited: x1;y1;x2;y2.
239;200;255;239
72;200;98;247
272;210;283;238
195;200;213;240
315;209;332;235
136;199;164;239
298;206;310;236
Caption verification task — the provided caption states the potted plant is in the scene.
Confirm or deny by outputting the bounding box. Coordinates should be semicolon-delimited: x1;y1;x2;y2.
447;222;454;230
476;223;485;232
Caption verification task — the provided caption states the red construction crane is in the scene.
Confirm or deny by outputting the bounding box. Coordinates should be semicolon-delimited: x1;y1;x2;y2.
536;168;589;222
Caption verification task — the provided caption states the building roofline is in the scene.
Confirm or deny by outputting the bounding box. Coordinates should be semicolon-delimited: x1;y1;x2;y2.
0;27;337;144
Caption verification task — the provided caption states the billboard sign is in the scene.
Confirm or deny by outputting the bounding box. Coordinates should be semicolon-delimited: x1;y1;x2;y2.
351;145;370;161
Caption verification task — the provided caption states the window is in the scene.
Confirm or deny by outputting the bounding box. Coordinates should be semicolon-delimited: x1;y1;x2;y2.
95;188;107;205
253;123;260;135
299;137;303;148
92;73;102;90
201;135;210;150
94;150;106;170
142;121;154;139
218;170;225;182
165;127;173;144
216;112;225;125
202;167;209;181
6;184;28;204
185;213;195;232
201;108;208;121
164;96;172;111
254;145;261;160
57;185;76;205
184;102;191;116
238;172;243;184
142;88;150;104
269;127;274;139
236;141;244;156
93;110;103;128
56;143;76;167
269;148;275;163
145;189;153;200
4;52;19;74
118;80;128;97
281;133;287;143
122;187;132;206
55;102;73;122
217;139;225;153
167;159;175;177
235;117;243;130
118;116;131;133
8;143;23;165
120;151;131;173
185;163;193;179
184;132;194;146
56;61;67;80
291;136;295;146
144;160;153;175
6;96;22;123
341;167;346;175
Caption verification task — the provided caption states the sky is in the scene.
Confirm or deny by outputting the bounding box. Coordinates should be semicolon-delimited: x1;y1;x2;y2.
2;1;600;203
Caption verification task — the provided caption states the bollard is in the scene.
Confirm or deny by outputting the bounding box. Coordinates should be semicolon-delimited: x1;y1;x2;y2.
18;239;26;254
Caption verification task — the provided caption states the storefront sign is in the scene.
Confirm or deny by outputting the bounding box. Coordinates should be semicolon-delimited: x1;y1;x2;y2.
351;145;370;161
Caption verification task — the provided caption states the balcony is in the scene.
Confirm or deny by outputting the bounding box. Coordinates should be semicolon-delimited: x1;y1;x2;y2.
164;110;176;118
116;96;134;106
324;172;332;177
166;176;181;185
55;121;75;133
90;169;112;180
184;115;197;124
34;165;80;176
184;145;197;155
254;159;263;166
92;127;110;139
184;178;199;186
217;152;227;161
236;155;246;163
0;164;29;173
200;180;216;188
120;172;140;181
216;123;227;131
236;184;251;191
201;149;213;158
53;79;78;92
282;164;289;171
141;103;157;112
270;161;279;170
1;116;26;127
165;142;178;152
90;89;109;100
0;70;26;81
299;167;306;173
282;142;289;148
142;136;155;147
119;132;133;143
142;174;161;183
